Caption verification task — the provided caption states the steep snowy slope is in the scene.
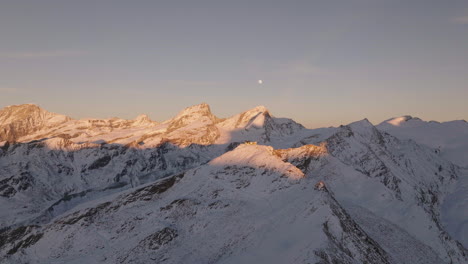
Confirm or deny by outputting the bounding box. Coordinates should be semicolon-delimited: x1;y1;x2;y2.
2;140;466;263
0;144;392;264
275;121;467;263
377;115;468;248
0;104;466;263
0;138;224;228
0;104;329;229
323;121;466;263
441;168;468;248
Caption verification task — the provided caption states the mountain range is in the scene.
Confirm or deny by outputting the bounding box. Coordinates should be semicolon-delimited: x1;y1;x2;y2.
0;103;467;263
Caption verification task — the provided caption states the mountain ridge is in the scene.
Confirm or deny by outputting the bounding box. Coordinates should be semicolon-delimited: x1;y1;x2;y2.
0;103;467;263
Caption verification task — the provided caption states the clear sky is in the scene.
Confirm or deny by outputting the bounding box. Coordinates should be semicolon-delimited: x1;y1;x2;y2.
1;0;467;128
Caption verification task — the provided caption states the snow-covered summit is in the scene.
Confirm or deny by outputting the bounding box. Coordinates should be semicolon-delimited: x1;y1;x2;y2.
0;104;70;124
0;104;71;142
132;114;156;127
347;118;375;131
168;103;217;129
218;105;271;129
377;115;468;167
379;115;423;128
215;105;305;146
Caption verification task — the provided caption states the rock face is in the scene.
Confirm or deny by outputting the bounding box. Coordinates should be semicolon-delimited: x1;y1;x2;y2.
0;104;71;142
132;114;157;127
0;104;467;264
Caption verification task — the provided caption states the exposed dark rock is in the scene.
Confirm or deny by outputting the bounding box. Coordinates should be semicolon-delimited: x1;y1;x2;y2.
139;227;178;250
121;173;184;206
88;155;112;170
0;225;42;255
57;202;111;225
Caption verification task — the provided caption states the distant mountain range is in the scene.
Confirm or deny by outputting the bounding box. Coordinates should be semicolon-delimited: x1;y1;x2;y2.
0;103;467;263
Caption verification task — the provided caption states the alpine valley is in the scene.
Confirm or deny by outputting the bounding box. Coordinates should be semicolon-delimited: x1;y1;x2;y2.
0;103;467;264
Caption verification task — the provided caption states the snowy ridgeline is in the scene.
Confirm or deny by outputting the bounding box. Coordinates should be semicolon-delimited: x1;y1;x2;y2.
0;103;467;263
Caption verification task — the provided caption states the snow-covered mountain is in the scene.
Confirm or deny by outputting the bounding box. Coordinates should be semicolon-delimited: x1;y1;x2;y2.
0;104;466;263
0;104;71;142
377;115;468;167
377;115;468;248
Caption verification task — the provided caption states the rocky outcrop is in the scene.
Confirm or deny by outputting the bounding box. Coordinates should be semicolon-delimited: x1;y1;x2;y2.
0;104;71;142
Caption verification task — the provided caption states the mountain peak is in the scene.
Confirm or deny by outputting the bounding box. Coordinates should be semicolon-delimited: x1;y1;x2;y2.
134;114;150;120
0;104;70;125
173;103;213;118
167;103;218;131
348;118;374;129
228;105;271;130
381;115;422;127
333;118;383;143
240;105;271;119
4;103;39;109
247;105;269;114
217;105;304;141
133;114;156;127
1;104;42;119
0;104;71;142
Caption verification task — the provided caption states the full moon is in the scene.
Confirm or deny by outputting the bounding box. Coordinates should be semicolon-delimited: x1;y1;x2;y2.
258;80;263;84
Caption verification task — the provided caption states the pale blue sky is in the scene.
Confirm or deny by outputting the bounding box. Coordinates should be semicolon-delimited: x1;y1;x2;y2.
1;0;467;127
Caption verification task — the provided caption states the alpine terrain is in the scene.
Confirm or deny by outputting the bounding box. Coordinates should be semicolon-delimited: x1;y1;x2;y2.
0;103;466;264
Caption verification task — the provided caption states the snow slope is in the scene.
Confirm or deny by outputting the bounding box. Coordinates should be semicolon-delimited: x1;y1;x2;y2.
0;144;390;263
377;115;468;248
0;104;330;228
0;104;466;263
377;116;468;167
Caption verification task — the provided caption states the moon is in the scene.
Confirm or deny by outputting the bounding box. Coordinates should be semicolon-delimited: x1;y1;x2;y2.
258;80;263;84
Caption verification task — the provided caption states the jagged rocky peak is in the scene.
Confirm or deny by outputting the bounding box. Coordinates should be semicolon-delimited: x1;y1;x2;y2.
133;114;156;127
0;104;71;142
175;103;213;118
0;104;66;124
167;103;218;130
